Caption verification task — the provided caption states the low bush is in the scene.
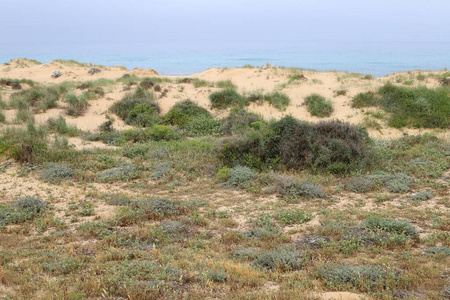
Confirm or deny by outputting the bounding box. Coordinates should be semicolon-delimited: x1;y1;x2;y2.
303;94;333;117
345;176;379;193
274;176;327;199
0;123;48;164
46;116;80;136
146;125;176;141
221;109;261;135
225;166;255;188
411;191;433;201
0;196;46;226
40;162;74;183
97;164;140;182
209;89;247;109
253;247;304;271
164;99;211;127
10;86;60;112
273;209;313;225
220;116;371;173
364;217;417;237
150;162;172;180
185;115;221;137
318;264;398;292
110;88;160;127
425;246;450;256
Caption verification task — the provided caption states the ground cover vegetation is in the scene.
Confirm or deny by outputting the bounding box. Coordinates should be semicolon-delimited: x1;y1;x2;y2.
0;74;448;299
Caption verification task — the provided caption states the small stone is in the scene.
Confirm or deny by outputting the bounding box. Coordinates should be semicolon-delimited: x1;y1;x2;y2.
51;70;62;78
88;67;101;75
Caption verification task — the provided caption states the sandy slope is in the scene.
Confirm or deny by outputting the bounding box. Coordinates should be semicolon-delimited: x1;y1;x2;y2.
0;58;448;149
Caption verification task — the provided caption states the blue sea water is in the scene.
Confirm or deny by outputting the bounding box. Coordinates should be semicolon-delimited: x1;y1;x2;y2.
1;40;449;77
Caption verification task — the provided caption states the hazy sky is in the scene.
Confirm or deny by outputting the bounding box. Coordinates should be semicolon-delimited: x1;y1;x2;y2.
2;0;449;44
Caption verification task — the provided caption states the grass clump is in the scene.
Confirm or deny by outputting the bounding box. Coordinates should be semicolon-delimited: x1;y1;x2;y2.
318;264;398;293
216;80;237;89
209;89;247;109
97;164;140;182
0;123;47;164
10;86;60;112
263;92;290;110
63;93;89;116
303;94;334;117
46;116;80;136
40;162;74;184
351;83;450;128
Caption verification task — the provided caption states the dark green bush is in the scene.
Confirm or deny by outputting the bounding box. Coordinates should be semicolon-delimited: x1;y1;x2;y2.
209;89;247;109
164;99;211;127
110;88;160;127
220;116;371;173
303;94;333;117
145;125;176;141
221;109;261;135
185;115;221;137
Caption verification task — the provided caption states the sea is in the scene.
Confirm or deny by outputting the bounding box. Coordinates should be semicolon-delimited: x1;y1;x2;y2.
1;40;449;77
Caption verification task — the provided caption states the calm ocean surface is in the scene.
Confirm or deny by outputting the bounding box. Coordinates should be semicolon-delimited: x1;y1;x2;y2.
1;41;449;77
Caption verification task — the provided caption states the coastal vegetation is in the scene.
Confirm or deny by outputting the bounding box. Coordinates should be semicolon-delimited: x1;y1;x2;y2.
0;63;448;299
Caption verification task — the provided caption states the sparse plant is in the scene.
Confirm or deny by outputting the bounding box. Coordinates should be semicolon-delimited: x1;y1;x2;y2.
303;94;333;117
47;116;80;136
64;93;89;116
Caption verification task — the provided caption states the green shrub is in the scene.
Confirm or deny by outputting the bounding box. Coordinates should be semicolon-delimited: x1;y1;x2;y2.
351;92;378;108
10;86;60;112
345;176;379;193
353;84;450;128
364;217;417;236
185;115;221;137
46;116;80;136
145;125;176;141
273;209;313;225
303;94;333;117
14;108;34;124
220;116;371;172
164;99;211;127
193;78;210;88
97;164;140;182
263;92;290;110
425;246;450;256
64;93;89;116
43;257;80;275
216;167;231;182
225;166;255;188
0;196;46;226
150;162;172;180
221;109;261;135
131;198;184;219
318;264;398;292
411;191;433;201
253;247;304;271
40;163;74;183
122;143;152;158
384;174;415;193
110;88;160;127
0;123;48;164
209;89;247;109
216;80;237;89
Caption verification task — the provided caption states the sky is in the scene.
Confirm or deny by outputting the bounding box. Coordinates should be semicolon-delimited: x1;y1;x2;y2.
1;0;450;45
